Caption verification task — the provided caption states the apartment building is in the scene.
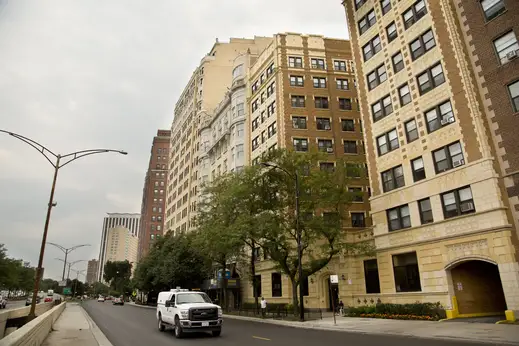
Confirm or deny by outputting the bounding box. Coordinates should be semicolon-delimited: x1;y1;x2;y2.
97;213;140;281
342;0;519;320
165;37;272;235
241;33;371;310
86;259;99;285
138;129;171;261
103;226;138;276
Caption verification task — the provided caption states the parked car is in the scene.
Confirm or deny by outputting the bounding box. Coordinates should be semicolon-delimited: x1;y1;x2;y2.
98;296;105;302
156;288;222;338
112;296;124;306
0;296;7;309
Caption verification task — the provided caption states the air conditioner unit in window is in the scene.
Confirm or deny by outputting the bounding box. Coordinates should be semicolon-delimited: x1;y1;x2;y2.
440;117;454;125
294;124;299;129
327;147;334;153
325;125;331;130
506;50;518;61
452;159;465;167
460;202;474;212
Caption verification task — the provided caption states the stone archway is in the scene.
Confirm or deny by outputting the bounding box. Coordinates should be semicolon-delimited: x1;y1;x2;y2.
317;272;338;312
448;259;507;315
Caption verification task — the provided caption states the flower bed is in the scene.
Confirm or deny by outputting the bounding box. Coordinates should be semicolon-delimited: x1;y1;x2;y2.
359;313;435;320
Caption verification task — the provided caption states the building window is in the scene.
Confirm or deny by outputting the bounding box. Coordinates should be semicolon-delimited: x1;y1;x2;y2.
314;97;329;109
267;101;276;116
253;275;262;297
377;129;399;156
364;259;381;293
410;29;436;60
481;0;505;21
336;78;349;90
290;75;304;87
236;103;245;117
236;144;244;159
351;213;365;227
252;99;259;113
508;80;519;112
311;58;325;70
425;100;455;133
392;51;404;73
442;186;475;219
267;63;275;77
313;77;326;88
405;119;419;143
349;187;363;202
344;140;357;154
316;118;331;130
334;60;347;71
358;9;376;35
289;56;303;68
433;141;465;173
292;116;307;129
291;95;305;108
418;198;433;224
252;117;259;131
293;138;308;152
372;95;393;122
381;165;405;192
363;35;382;61
398;84;412;106
393;252;421;292
386;22;397;42
340;119;355;132
318;139;333;153
339;98;352;110
381;0;391;15
403;0;427;30
319;162;335;172
411;157;426;182
417;63;445;95
494;31;519;65
367;64;387;90
271;273;282;297
252;137;259;151
267;82;275;97
267;122;277;138
355;0;367;10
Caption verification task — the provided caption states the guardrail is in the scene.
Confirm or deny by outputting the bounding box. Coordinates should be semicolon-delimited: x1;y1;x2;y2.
0;302;65;346
0;303;55;339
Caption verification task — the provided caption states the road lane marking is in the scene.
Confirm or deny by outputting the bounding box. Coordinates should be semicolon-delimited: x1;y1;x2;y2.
252;336;271;341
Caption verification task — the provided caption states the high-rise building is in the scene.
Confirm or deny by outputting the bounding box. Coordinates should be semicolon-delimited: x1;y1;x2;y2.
97;213;140;281
103;226;138;278
165;37;273;235
138;129;171;260
240;33;371;310
86;259;99;285
342;0;519;320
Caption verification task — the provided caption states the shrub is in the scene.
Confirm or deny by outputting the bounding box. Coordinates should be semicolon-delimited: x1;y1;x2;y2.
345;302;445;320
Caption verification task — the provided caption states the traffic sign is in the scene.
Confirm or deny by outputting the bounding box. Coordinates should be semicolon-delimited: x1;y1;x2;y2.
217;269;231;279
63;287;71;295
59;281;67;287
330;274;339;284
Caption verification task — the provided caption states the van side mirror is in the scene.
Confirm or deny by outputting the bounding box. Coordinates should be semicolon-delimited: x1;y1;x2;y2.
165;300;172;307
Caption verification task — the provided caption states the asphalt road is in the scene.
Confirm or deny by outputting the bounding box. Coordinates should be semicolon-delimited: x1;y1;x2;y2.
4;299;26;311
82;301;482;346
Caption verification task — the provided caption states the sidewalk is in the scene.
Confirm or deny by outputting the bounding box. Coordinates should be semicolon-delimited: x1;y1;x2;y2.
42;303;112;346
225;314;519;345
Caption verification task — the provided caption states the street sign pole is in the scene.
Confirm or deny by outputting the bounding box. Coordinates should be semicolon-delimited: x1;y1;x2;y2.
330;275;338;326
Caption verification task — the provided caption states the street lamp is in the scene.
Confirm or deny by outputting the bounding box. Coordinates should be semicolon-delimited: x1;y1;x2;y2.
70;269;86;297
48;243;90;281
260;162;304;322
55;259;87;281
0;129;127;320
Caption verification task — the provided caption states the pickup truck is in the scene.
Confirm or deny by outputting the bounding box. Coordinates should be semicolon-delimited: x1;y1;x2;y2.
156;289;222;338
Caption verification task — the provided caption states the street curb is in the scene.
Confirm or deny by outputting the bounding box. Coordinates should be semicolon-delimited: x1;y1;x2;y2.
80;305;114;346
127;303;155;310
224;314;519;345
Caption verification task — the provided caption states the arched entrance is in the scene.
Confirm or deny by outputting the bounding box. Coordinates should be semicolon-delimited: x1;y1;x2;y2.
450;260;507;315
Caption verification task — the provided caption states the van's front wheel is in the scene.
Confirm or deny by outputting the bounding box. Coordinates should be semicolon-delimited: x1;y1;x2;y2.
174;316;184;338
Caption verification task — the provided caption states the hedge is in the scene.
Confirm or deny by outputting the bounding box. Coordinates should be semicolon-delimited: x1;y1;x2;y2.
345;302;446;320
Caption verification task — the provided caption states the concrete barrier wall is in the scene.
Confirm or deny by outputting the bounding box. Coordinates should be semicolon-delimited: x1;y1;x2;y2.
0;303;65;346
0;303;54;338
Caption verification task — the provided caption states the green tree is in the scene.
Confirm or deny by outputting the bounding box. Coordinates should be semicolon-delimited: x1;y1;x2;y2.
103;260;132;295
255;149;374;313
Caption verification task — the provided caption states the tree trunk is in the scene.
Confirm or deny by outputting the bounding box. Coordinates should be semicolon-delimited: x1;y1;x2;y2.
250;243;258;313
290;276;299;315
221;260;228;311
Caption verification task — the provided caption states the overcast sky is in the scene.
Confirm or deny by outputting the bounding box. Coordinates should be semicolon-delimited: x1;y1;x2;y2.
0;0;349;281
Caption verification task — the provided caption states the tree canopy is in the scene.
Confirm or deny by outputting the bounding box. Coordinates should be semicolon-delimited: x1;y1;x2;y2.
0;244;36;294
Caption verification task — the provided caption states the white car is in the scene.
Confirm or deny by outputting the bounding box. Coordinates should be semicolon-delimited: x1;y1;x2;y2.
156;289;222;338
97;296;105;302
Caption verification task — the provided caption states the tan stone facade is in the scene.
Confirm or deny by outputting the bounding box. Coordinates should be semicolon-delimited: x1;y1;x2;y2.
241;33;371;311
341;0;519;320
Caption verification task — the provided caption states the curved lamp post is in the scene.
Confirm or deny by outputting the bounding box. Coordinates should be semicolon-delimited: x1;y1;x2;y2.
0;129;127;319
48;243;90;281
260;162;304;322
70;269;86;297
55;258;87;281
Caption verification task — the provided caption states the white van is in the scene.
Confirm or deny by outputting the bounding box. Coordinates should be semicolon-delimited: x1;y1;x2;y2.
156;288;222;338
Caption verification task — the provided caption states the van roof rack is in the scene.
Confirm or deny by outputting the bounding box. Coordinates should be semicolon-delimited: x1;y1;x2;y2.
170;288;190;292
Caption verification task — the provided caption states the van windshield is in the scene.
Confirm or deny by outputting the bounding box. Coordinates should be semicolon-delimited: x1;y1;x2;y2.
176;293;212;305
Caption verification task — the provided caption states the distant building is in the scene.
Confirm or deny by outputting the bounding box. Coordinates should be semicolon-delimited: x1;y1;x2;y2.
97;213;140;281
100;226;138;281
138;130;171;261
86;259;99;285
